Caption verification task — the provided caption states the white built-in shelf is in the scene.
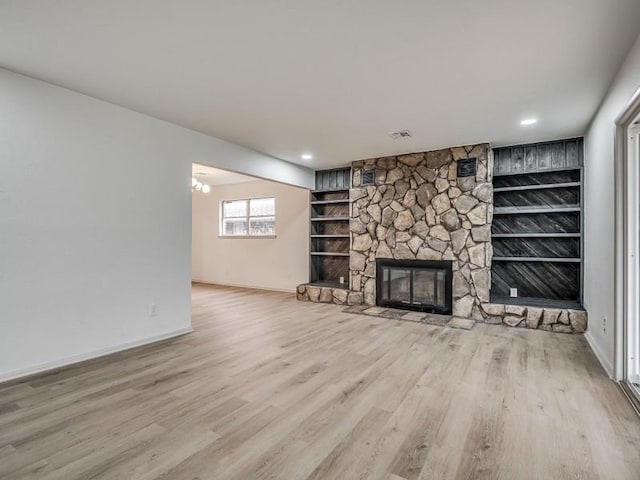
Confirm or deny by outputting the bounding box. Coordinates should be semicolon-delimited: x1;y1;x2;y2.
493;205;581;215
310;252;349;257
492;256;581;263
492;233;581;238
493;181;581;193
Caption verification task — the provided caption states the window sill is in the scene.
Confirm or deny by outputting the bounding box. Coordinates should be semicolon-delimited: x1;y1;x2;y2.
218;235;277;239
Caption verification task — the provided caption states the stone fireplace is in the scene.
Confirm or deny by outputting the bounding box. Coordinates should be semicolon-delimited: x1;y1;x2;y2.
297;141;588;334
349;144;493;320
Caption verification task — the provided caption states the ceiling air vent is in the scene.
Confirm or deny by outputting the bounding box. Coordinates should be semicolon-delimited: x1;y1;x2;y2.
362;170;375;186
389;129;412;140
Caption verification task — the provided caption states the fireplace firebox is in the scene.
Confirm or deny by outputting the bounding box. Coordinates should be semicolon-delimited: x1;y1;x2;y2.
375;259;453;314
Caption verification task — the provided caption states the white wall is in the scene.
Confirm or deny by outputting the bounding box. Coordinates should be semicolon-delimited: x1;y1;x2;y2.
0;68;313;382
192;180;309;291
584;34;640;376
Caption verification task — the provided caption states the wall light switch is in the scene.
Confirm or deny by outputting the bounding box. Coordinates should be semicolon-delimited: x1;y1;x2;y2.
150;304;159;317
509;288;518;298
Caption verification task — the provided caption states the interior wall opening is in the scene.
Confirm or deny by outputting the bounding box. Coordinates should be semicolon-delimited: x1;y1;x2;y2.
190;163;310;294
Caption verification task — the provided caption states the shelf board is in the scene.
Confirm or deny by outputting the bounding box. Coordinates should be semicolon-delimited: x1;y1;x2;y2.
493;167;581;177
310;217;350;222
493;181;580;193
311;188;350;194
492;233;581;238
310;234;350;238
305;281;350;289
310;252;349;257
310;199;350;205
492;256;581;263
493;206;580;215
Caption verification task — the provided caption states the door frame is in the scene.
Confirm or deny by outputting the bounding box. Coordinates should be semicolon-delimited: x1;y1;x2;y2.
614;86;640;392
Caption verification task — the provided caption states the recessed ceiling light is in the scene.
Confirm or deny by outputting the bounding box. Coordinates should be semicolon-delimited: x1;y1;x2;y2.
301;153;313;160
520;118;537;126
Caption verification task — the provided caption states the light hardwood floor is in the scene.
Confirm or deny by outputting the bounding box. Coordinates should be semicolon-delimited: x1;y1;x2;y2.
1;284;639;479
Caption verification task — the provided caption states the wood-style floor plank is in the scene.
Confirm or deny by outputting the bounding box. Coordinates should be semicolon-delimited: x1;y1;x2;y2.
0;283;639;479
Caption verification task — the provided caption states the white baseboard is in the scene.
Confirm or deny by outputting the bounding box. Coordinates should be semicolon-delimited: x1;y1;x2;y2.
192;279;294;293
0;327;193;384
584;330;614;378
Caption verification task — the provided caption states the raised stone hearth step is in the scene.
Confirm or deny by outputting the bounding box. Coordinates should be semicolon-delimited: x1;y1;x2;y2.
479;302;587;334
296;284;363;306
342;305;452;327
340;302;586;334
447;317;475;330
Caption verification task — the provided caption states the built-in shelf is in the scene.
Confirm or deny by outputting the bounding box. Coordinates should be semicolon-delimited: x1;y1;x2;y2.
492;256;581;263
310;168;351;285
310;234;350;238
306;281;349;289
310;199;350;205
493;206;580;215
311;188;349;194
493;181;580;193
491;141;584;306
494;166;581;177
492;233;581;238
310;217;350;222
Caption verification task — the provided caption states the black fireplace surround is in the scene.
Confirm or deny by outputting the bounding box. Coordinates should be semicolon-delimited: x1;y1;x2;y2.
376;259;453;315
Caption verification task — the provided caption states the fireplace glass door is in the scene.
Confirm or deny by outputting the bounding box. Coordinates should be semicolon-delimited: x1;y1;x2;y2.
383;268;411;304
377;260;452;314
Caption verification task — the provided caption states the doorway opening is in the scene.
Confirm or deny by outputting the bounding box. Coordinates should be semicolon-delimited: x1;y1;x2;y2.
190;163;309;294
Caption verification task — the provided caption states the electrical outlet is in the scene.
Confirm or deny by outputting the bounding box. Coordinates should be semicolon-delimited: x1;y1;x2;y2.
150;304;159;317
509;288;518;298
603;317;607;334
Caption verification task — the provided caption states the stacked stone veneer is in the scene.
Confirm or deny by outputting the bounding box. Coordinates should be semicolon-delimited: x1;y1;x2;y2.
350;144;493;320
296;284;363;305
482;303;587;333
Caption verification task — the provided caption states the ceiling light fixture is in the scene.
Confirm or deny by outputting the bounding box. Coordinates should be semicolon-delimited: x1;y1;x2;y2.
301;153;313;160
520;118;537;126
192;177;211;193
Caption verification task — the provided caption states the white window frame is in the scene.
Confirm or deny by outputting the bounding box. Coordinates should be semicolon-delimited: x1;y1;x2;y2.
219;197;276;238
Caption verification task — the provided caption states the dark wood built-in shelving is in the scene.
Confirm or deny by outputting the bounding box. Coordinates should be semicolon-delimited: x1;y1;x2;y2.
492;256;581;263
309;167;351;287
492;233;580;238
493;181;580;193
491;138;584;308
493;206;580;215
310;199;350;205
310;217;350;221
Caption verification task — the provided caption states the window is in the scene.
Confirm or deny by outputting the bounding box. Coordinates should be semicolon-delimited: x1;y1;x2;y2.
221;197;275;237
